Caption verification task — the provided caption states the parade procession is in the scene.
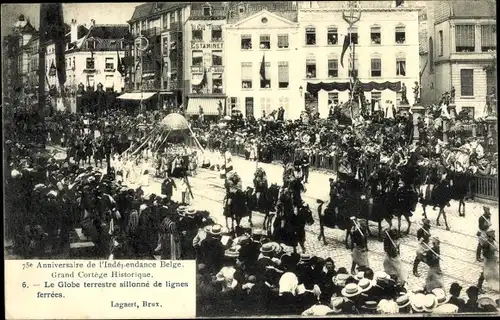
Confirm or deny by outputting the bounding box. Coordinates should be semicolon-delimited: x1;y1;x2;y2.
3;1;499;317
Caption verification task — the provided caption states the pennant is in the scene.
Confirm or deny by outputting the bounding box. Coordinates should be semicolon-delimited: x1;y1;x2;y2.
41;4;66;89
340;34;352;68
259;54;266;81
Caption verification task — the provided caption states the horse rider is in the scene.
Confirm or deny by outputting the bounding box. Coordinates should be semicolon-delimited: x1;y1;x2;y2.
477;206;492;262
253;168;268;210
225;172;243;209
413;218;431;277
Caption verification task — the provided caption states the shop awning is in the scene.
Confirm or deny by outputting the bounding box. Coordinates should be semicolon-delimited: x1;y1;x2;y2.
116;92;156;101
187;98;224;116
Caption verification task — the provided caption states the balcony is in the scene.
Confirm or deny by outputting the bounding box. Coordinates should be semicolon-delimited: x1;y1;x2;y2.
141;27;160;38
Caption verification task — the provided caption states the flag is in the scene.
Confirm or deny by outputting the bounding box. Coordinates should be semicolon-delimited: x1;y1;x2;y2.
116;50;125;77
340;34;352;68
199;68;207;88
259;54;266;81
41;4;66;89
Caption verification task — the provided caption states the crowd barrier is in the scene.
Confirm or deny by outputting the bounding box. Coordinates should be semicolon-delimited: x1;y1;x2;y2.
186;136;497;202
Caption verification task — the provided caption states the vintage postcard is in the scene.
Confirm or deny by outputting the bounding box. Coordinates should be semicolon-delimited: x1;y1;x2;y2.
3;1;499;319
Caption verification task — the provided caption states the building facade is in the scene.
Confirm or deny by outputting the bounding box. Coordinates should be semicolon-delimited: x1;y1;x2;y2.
184;2;227;117
421;0;496;118
225;8;302;119
128;2;189;110
298;1;422;117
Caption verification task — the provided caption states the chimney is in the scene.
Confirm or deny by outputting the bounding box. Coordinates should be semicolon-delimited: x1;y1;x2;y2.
71;19;78;43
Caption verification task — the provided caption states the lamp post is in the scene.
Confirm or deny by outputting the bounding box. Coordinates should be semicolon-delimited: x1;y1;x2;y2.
342;1;361;103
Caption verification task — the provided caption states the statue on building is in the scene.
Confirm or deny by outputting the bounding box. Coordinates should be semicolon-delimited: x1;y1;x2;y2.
412;81;420;105
450;86;455;104
401;83;409;105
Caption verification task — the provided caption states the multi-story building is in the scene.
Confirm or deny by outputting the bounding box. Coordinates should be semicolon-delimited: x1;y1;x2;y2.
184;2;227;117
127;2;189;110
421;0;496;118
224;2;301;119
298;1;422;117
3;33;22;105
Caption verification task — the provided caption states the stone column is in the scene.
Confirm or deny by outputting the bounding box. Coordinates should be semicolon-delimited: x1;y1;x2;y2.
411;104;426;144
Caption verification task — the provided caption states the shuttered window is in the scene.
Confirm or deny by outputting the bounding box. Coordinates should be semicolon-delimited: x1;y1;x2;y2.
455;25;475;52
328;59;338;78
481;25;496;52
241;62;252;89
460;69;474;96
371;58;382;77
278;61;289;88
277;34;289;48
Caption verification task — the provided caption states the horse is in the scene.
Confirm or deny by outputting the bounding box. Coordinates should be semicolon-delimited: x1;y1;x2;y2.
419;180;452;230
269;201;314;253
246;183;280;231
224;189;252;234
447;170;473;217
386;182;419;237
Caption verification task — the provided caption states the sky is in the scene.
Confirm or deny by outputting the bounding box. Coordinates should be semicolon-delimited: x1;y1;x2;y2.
1;3;144;38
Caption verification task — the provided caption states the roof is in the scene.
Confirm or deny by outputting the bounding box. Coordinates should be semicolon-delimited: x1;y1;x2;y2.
88;25;129;39
227;1;298;23
451;0;496;18
129;2;187;22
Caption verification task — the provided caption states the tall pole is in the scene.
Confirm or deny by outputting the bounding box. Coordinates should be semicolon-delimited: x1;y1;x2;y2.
38;7;46;121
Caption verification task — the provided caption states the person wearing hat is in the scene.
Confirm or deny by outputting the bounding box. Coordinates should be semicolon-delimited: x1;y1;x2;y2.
448;282;465;311
476;206;492;262
396;294;412;313
413;218;432;277
477;229;499;293
424;237;444;292
383;228;407;286
214;251;239;293
198;224;225;274
410;293;427;314
340;283;362;314
462;285;481;313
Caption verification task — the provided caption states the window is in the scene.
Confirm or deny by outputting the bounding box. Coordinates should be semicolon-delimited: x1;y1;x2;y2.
192;50;203;66
260;97;272;115
88;39;96;50
105;75;113;89
87;75;95;87
328;59;338;78
395;0;404;7
395;26;406;44
241;62;252;89
212;25;222;41
105;57;114;70
163;14;168;30
230;97;238;114
371;27;381;44
203;3;212;16
481;25;496;52
212;50;222;66
260;62;271;88
212;73;223;93
328;92;339;104
429;37;434;73
327;27;338;45
141;21;146;31
396;58;406;76
192;29;203;41
278;61;289;88
191;73;203;94
438;30;443;56
86;58;95;69
241;34;252;49
371;58;382;77
170;12;176;28
260;35;270;49
277;34;289;49
306;27;316;45
238;3;246;14
462;107;475;119
245;97;254;118
349;28;359;44
460;69;474;96
306;59;316;78
456;25;475;52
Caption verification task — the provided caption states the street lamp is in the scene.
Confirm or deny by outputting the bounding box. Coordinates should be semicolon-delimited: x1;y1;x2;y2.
342;1;361;103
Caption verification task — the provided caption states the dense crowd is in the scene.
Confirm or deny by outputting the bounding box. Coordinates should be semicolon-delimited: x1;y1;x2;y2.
4;101;499;317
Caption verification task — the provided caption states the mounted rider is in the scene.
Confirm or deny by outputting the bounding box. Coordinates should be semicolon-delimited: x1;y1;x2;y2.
225;171;243;209
253;167;268;209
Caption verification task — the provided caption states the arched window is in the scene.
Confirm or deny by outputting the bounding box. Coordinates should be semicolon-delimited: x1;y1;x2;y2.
327;26;338;45
429;37;434;73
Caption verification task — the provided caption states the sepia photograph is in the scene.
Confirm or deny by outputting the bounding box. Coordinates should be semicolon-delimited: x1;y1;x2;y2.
2;0;499;318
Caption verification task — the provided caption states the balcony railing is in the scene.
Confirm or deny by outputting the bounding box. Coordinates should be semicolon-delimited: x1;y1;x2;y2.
141;27;160;38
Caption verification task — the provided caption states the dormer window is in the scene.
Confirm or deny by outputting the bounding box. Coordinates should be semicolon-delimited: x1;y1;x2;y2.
88;39;96;50
238;3;245;13
203;3;212;16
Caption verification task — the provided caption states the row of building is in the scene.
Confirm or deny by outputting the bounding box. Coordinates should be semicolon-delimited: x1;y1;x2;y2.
2;1;496;119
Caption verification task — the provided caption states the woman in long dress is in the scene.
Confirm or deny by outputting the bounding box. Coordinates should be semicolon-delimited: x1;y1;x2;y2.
159;215;181;260
477;230;499;292
383;228;408;285
424;237;444;292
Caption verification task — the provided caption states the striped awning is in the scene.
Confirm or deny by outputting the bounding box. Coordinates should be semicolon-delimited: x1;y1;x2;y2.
117;92;156;101
187;98;224;116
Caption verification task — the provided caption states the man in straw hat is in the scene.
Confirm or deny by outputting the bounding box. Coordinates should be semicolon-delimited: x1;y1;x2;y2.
413;218;431;277
476;206;492;262
301;296;344;316
198;224;225;274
